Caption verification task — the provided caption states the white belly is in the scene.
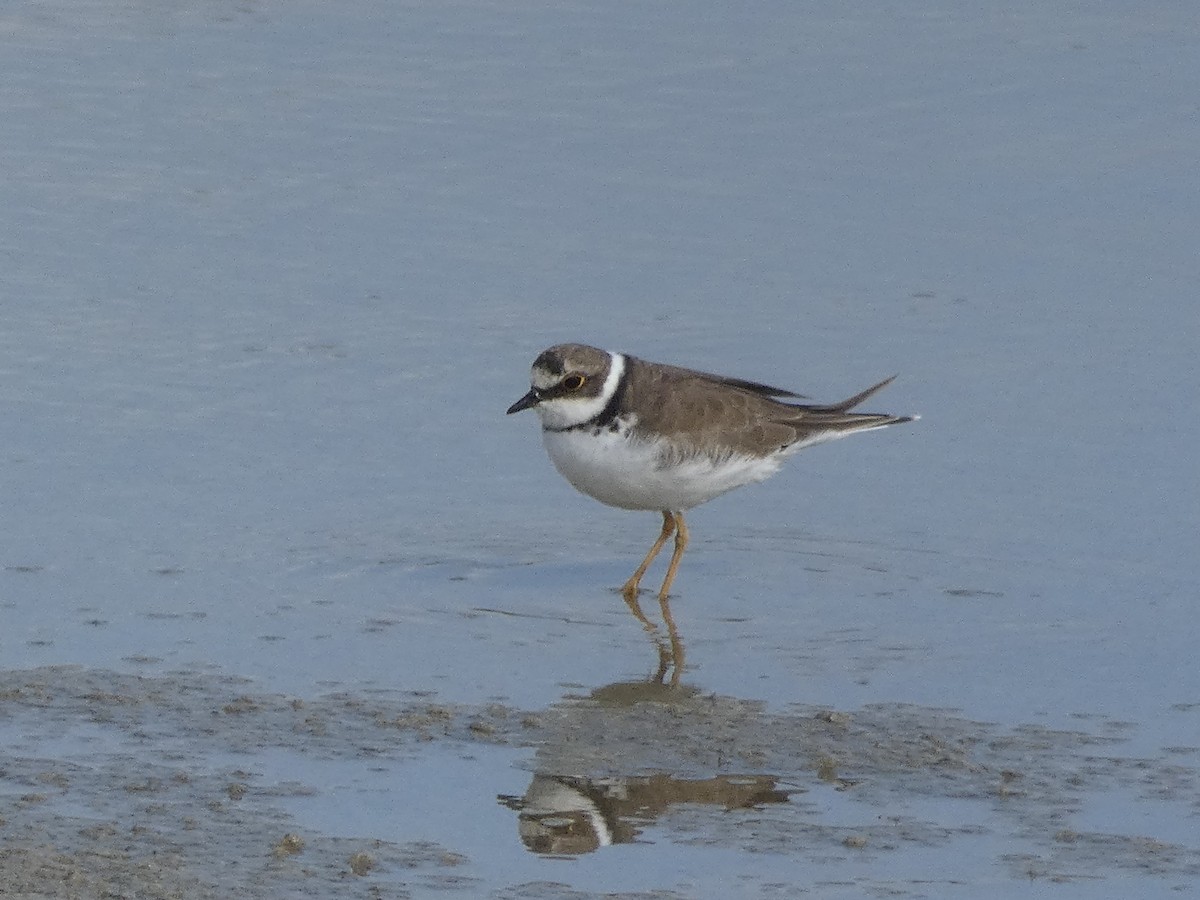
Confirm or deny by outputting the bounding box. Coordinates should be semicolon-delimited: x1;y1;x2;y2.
541;425;783;512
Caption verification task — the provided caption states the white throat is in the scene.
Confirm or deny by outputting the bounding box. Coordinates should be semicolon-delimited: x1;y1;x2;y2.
535;352;626;431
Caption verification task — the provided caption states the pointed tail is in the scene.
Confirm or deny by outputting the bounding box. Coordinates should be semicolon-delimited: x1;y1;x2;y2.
783;375;917;443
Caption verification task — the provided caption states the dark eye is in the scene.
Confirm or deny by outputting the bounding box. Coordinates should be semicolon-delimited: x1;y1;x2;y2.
562;374;586;391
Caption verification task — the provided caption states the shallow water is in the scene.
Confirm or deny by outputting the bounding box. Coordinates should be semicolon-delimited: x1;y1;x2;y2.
2;1;1199;897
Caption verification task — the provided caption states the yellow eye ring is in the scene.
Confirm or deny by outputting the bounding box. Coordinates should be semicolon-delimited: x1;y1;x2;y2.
562;374;586;391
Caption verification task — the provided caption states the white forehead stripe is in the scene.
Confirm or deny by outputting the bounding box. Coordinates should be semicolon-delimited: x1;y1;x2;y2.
532;368;559;391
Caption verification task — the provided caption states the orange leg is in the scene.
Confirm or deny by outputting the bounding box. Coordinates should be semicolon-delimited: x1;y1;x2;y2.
621;511;675;601
657;511;689;601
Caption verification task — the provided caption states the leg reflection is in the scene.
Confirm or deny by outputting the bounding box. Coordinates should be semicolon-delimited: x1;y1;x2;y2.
623;589;685;687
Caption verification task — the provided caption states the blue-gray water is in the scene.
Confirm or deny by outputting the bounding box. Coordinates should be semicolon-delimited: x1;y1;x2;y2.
2;2;1198;896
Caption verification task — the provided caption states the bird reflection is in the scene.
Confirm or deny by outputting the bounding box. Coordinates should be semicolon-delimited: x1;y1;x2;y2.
498;677;793;856
501;772;790;856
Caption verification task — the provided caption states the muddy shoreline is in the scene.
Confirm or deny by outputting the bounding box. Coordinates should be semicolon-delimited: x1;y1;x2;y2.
3;666;1198;897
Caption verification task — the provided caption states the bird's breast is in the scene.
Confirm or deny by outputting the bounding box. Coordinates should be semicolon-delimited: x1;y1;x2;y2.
540;424;782;512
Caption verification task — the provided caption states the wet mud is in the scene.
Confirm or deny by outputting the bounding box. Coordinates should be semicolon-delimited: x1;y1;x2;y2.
2;667;1197;896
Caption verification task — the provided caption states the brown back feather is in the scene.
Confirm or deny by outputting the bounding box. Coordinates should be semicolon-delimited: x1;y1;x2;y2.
621;357;912;457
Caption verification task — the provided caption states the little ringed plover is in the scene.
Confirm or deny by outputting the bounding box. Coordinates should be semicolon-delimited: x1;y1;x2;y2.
507;343;915;604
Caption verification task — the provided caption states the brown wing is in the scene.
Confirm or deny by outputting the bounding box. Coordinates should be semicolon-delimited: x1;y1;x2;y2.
623;358;912;457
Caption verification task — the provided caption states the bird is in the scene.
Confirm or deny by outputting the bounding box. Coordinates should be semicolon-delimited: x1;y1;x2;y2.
506;343;915;605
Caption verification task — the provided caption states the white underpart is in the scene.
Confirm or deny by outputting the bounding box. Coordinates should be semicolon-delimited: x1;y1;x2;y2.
543;425;787;512
533;352;626;432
